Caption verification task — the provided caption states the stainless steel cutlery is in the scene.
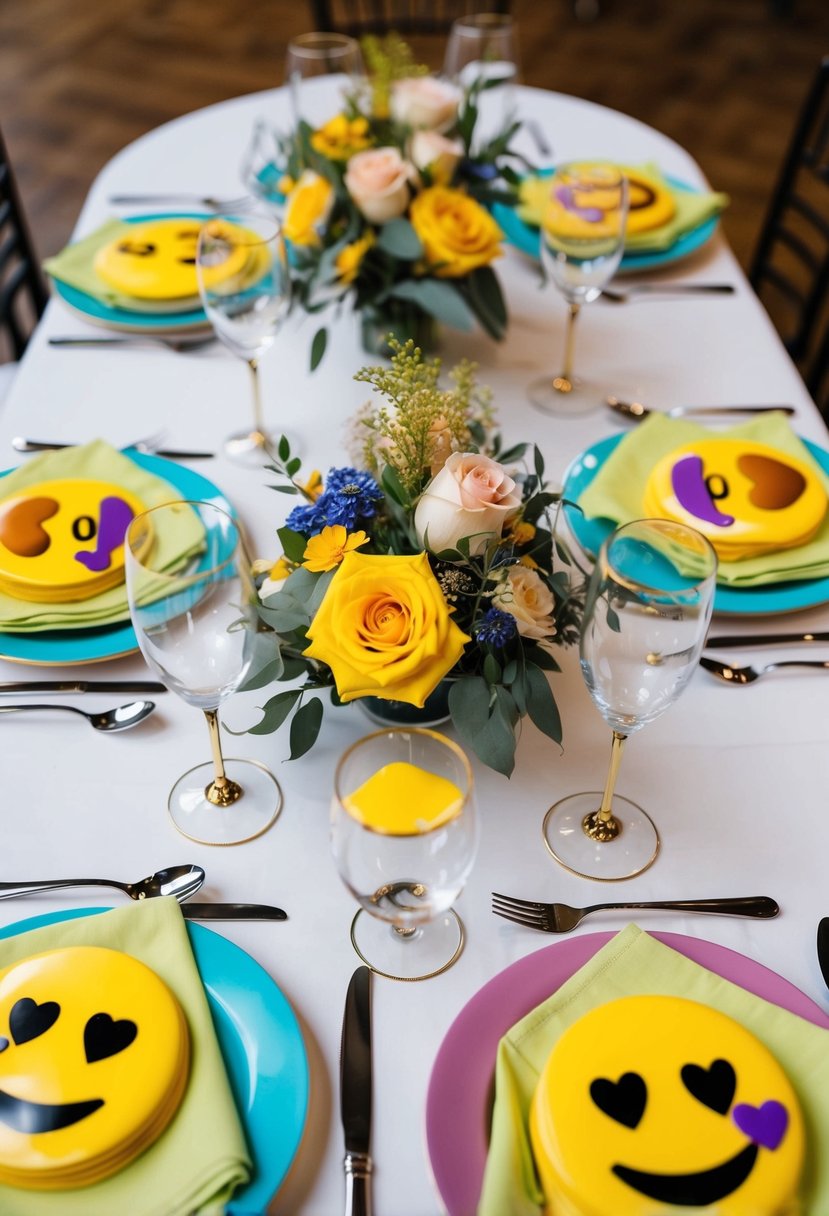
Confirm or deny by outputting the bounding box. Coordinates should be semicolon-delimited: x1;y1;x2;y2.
492;892;779;933
0;865;205;902
12;435;214;460
704;631;829;649
107;192;253;211
0;701;155;731
179;903;288;921
600;283;735;303
606;396;796;421
0;680;167;694
700;656;829;684
49;335;215;353
340;966;373;1216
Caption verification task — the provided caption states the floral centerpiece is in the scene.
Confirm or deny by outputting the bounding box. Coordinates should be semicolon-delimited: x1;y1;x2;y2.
278;36;530;366
242;340;584;778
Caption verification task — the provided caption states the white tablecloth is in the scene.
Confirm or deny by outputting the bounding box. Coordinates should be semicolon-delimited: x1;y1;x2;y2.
2;84;828;1214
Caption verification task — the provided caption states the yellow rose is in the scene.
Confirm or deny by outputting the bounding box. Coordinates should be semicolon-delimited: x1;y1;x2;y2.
283;170;334;246
335;231;375;284
310;113;373;161
409;186;503;278
304;551;469;706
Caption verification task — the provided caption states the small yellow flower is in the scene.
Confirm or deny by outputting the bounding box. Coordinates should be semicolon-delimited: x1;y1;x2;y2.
300;469;324;501
278;173;295;195
518;554;540;570
268;557;294;580
509;521;536;545
310;114;373;161
303;525;369;573
335;231;376;285
283;170;334;246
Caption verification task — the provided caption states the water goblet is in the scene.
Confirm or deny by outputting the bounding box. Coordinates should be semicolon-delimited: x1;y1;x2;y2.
240;118;287;214
125;500;282;846
195;211;291;464
285;32;366;133
528;162;629;416
443;12;520;140
543;519;717;881
331;727;478;981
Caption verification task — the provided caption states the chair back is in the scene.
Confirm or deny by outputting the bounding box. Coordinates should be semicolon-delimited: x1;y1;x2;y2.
0;126;48;362
308;0;509;38
749;57;829;414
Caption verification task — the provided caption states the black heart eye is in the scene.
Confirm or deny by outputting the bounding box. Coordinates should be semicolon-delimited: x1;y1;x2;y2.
590;1072;647;1128
9;997;60;1045
681;1059;736;1115
84;1013;138;1063
0;1037;8;1053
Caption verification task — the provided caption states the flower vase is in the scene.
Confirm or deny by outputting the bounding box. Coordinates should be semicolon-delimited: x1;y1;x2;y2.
358;676;454;729
360;302;439;358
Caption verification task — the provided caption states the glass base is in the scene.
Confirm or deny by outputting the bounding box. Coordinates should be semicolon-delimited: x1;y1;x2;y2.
528;373;603;417
223;427;301;465
349;907;465;982
542;791;660;881
168;758;283;845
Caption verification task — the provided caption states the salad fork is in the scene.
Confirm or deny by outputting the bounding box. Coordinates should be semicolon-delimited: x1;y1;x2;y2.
699;656;829;684
491;892;779;933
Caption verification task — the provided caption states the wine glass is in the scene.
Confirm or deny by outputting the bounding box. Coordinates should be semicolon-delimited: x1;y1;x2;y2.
443;13;520;140
125;500;282;846
285;32;365;132
331;728;478;982
241;119;287;215
195;212;291;464
528;162;629;416
543;519;717;881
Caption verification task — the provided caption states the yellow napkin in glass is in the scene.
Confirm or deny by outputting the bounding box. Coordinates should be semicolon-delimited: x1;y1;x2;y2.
575;412;829;587
478;924;829;1216
0;899;251;1216
0;441;205;631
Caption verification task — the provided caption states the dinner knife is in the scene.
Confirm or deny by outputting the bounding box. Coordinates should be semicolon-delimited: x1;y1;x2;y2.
817;918;829;991
341;965;373;1216
705;632;829;649
0;681;167;694
180;902;288;921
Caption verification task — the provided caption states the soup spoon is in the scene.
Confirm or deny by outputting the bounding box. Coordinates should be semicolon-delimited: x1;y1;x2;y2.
0;864;206;902
0;700;156;731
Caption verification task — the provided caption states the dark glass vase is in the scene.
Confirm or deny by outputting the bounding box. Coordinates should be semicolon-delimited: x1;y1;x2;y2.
358;676;454;729
360;301;439;358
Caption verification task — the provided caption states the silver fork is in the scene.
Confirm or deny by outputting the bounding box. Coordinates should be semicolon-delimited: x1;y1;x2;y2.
49;335;216;353
491;892;779;933
13;428;166;455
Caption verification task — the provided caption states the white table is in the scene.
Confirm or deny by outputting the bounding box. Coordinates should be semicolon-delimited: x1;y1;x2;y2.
3;84;829;1215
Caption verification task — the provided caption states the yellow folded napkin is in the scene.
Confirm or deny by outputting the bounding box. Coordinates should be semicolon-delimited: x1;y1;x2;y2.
0;899;251;1216
478;924;829;1216
0;441;205;632
575;413;829;586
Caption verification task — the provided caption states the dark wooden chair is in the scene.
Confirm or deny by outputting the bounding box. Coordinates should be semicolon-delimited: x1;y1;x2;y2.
749;57;829;416
307;0;509;38
0;125;48;364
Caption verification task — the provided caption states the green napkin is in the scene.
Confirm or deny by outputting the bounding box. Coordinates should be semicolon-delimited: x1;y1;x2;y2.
0;441;205;631
478;924;829;1216
0;899;251;1216
576;412;829;586
624;161;729;253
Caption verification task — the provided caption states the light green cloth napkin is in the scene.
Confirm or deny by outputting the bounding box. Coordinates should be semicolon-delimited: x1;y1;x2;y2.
624;161;729;253
0;441;205;631
478;924;829;1216
576;412;829;587
0;899;251;1216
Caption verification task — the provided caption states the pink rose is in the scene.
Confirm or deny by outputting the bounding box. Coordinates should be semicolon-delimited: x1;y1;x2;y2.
415;452;521;555
493;566;557;640
344;147;412;224
409;130;464;185
390;77;462;131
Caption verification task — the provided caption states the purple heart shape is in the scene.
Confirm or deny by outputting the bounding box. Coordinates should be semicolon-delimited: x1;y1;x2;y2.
732;1100;788;1150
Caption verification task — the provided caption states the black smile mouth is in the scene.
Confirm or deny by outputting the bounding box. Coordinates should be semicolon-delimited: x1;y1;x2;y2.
613;1142;758;1206
0;1086;103;1134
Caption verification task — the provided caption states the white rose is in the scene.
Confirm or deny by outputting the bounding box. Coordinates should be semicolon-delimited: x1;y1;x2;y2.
344;147;412;224
409;130;464;185
390;77;462;131
493;566;557;640
415;452;521;555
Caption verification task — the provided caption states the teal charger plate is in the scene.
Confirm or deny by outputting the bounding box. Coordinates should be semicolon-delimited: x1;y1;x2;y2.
0;907;309;1215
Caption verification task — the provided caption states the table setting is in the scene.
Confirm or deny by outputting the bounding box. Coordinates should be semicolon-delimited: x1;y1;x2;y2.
2;19;829;1216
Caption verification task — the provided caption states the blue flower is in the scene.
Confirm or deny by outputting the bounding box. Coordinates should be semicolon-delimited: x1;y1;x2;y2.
474;607;518;648
316;467;383;530
285;502;325;534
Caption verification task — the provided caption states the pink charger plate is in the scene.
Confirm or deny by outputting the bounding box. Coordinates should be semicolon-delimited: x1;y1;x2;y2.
425;930;829;1216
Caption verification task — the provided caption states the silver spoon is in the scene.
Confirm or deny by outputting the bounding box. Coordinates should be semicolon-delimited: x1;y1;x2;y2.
0;700;156;731
607;396;796;420
0;863;206;902
699;656;829;684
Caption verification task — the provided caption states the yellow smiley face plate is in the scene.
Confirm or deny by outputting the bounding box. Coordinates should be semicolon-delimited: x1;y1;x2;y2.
93;218;255;301
0;479;150;603
0;946;189;1189
643;439;828;560
530;995;804;1216
519;164;676;237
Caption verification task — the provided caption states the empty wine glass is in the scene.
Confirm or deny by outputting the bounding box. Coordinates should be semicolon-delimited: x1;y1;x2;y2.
443;13;520;140
528;162;629;416
543;519;717;881
332;728;477;981
285;32;366;132
196;212;291;464
241;119;288;214
125;500;282;846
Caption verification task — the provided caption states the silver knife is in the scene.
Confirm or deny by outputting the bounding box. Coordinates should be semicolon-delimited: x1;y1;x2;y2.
705;632;829;649
0;681;167;694
180;902;287;920
341;965;373;1216
12;437;214;460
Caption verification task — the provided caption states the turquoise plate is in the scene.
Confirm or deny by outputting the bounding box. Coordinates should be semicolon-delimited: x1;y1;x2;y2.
492;175;718;273
51;213;210;333
563;433;829;616
0;907;309;1215
0;451;233;666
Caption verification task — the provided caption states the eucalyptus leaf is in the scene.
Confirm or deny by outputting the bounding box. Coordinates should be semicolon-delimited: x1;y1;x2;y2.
237;631;285;691
277;526;308;564
376;218;423;260
233;689;301;736
289;697;324;759
310;327;328;371
449;678;517;778
525;665;563;744
388;279;475;331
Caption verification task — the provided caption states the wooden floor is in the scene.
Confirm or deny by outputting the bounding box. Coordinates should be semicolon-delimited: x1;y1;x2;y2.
1;0;828;272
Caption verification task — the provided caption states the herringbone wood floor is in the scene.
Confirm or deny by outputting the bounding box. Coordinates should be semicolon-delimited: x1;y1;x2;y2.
1;0;828;269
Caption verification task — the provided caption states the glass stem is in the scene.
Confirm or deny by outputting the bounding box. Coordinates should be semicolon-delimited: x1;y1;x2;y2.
247;357;265;442
203;708;243;807
582;729;626;842
560;301;581;383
